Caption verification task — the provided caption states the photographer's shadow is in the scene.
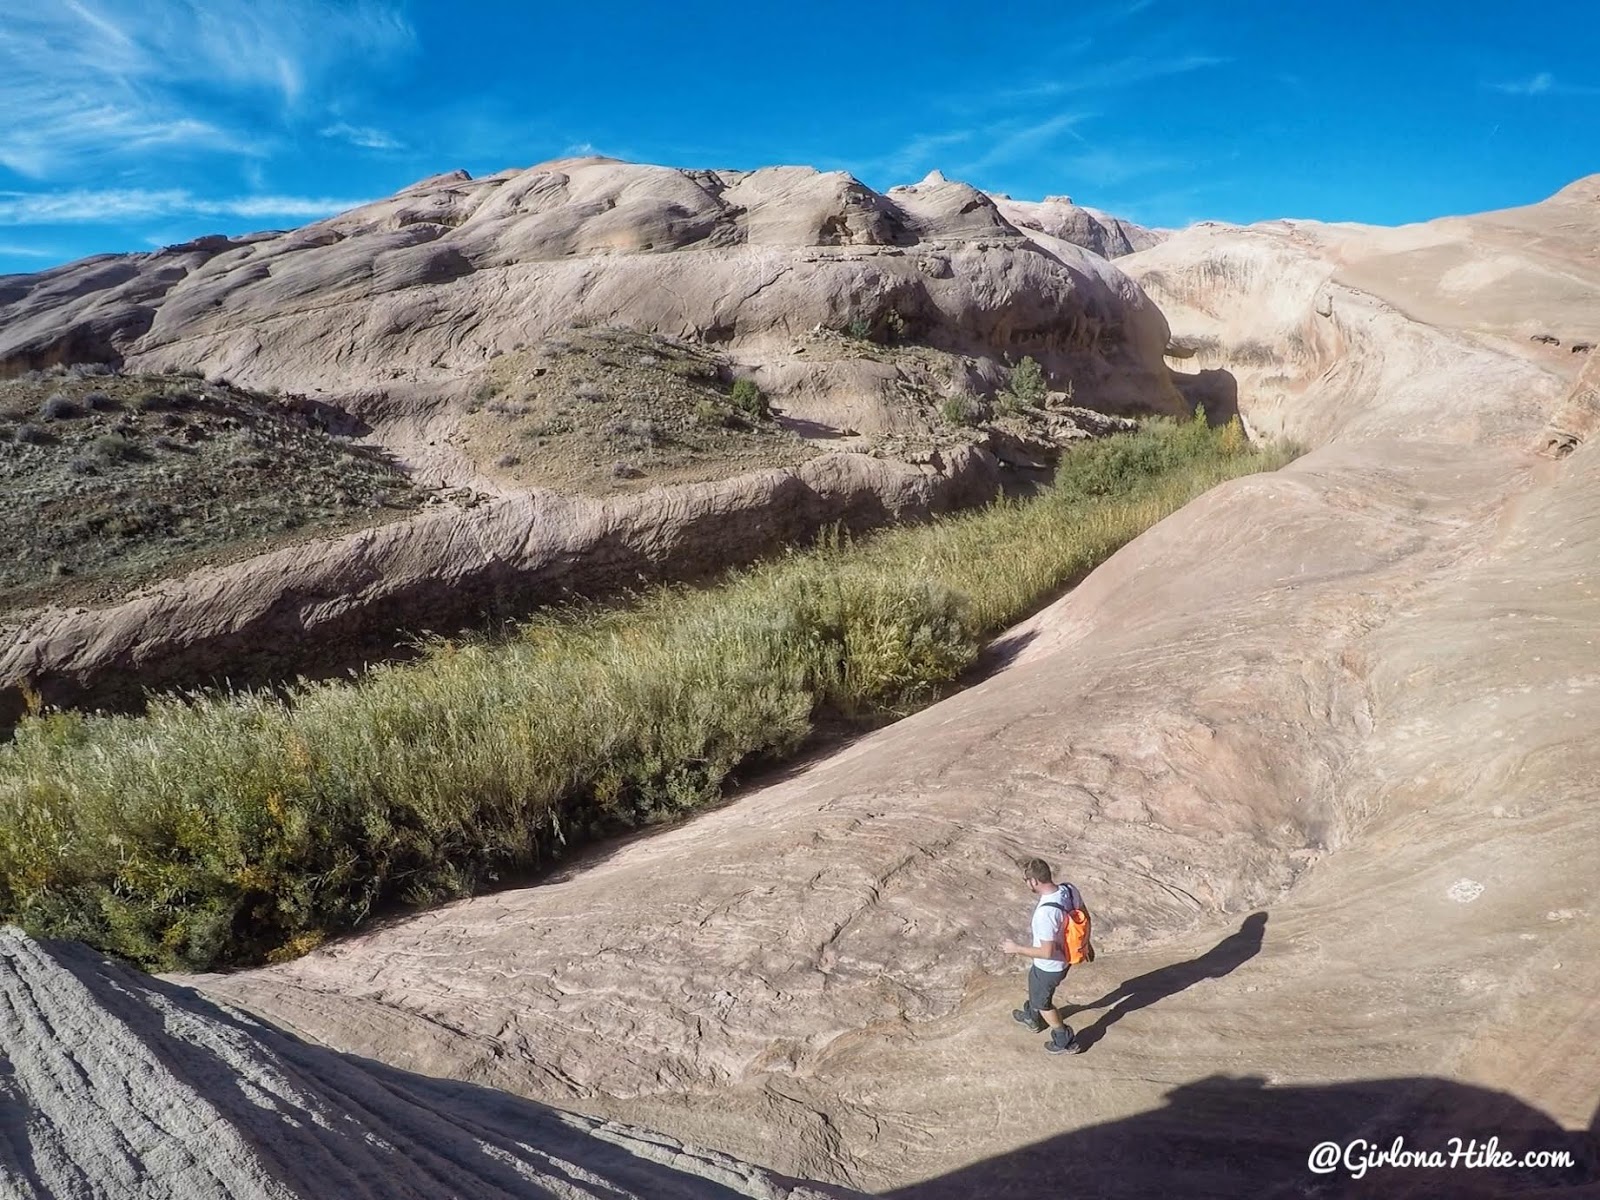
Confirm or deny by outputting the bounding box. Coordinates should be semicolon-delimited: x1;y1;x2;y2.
1067;911;1268;1052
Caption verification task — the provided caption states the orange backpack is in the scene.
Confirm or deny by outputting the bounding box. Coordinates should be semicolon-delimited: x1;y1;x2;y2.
1043;883;1095;965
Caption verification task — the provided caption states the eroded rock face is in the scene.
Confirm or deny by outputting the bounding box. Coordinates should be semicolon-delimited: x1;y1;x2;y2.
183;181;1600;1195
990;192;1164;259
0;446;1002;722
0;158;1180;422
0;926;853;1199
1121;176;1600;447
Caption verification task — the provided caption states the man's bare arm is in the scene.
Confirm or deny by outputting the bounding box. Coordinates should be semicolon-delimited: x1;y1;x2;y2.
998;938;1058;959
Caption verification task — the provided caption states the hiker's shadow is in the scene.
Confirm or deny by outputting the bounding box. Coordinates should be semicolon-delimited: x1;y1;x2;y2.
1066;911;1268;1053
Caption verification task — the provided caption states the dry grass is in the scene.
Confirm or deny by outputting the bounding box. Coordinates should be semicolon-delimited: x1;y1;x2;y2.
0;414;1298;971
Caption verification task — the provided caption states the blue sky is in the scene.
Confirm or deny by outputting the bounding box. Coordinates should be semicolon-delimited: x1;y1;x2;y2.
1;0;1596;275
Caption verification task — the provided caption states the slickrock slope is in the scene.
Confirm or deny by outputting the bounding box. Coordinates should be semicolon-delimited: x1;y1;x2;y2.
0;158;1182;720
186;181;1600;1196
0;926;852;1199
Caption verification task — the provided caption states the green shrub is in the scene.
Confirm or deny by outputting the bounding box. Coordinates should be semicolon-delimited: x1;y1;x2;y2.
845;317;873;340
694;398;727;427
1007;356;1047;408
729;379;769;419
88;434;142;464
0;412;1299;971
940;394;984;427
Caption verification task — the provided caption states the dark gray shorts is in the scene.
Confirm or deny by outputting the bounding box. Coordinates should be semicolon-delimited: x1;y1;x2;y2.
1027;964;1068;1012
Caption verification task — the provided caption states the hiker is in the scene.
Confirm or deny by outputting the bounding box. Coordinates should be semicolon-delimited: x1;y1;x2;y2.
1000;857;1089;1055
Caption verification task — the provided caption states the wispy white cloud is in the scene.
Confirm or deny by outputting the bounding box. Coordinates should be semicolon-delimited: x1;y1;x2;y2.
0;241;56;258
1488;71;1600;97
0;0;413;177
1055;148;1179;188
954;113;1092;178
851;129;977;182
872;47;1224;190
996;54;1230;105
0;188;369;225
320;122;406;152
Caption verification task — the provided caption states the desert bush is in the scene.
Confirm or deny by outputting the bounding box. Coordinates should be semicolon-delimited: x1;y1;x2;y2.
665;358;715;380
0;410;1299;972
67;362;113;378
1007;356;1047;408
88;434;142;464
622;418;664;447
495;453;521;468
845;317;873;340
13;423;51;445
693;398;728;427
940;394;984;427
729;379;768;419
524;415;573;439
1218;415;1249;455
39;393;81;420
84;391;117;411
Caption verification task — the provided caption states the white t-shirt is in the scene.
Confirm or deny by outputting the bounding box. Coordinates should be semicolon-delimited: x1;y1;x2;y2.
1029;883;1079;972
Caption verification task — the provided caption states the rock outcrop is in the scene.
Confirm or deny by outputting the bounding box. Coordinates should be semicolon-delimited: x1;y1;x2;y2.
182;180;1600;1196
0;926;851;1199
990;192;1164;259
0;158;1184;720
0;158;1179;420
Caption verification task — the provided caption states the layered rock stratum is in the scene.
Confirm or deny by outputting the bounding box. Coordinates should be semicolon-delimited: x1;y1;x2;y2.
177;179;1600;1196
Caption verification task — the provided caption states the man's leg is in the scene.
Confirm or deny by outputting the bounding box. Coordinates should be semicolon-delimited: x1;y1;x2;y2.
1037;967;1083;1054
1013;966;1048;1031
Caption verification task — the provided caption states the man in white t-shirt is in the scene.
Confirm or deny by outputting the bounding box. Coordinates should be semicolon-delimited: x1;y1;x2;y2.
999;857;1083;1055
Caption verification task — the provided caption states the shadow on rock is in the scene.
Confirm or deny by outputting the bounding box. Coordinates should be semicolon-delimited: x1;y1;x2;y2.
1068;910;1268;1052
1172;366;1241;427
889;1071;1599;1199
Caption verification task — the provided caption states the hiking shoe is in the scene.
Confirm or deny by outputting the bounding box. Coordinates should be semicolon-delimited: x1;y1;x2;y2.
1045;1033;1084;1055
1012;1008;1047;1033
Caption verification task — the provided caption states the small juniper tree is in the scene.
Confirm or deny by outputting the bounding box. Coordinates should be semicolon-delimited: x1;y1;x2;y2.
1008;356;1047;408
730;378;769;419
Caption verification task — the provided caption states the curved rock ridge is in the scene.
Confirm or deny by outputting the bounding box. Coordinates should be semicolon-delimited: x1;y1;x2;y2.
0;157;1180;423
0;926;853;1200
184;180;1600;1194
